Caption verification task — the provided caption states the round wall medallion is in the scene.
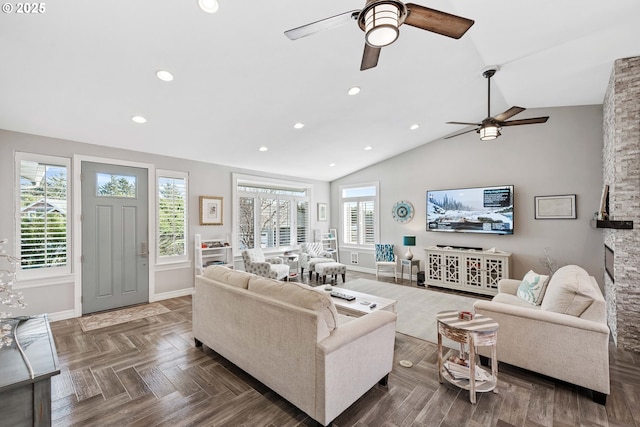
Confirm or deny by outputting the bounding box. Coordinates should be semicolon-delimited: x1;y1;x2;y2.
392;200;414;223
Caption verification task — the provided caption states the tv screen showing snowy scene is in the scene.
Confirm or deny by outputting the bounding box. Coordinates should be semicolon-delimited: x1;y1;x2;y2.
426;185;514;234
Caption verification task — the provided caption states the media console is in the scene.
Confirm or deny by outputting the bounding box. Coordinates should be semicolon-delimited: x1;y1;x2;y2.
424;246;511;296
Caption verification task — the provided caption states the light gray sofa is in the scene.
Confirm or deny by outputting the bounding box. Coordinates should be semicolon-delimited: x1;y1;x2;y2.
473;265;610;404
193;265;397;426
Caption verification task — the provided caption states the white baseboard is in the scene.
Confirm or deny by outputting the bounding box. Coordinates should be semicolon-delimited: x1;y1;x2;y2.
151;287;195;302
48;309;77;322
345;265;375;274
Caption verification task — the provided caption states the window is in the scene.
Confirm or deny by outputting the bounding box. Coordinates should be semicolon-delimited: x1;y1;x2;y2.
340;183;379;247
16;153;71;279
235;175;311;251
157;170;188;263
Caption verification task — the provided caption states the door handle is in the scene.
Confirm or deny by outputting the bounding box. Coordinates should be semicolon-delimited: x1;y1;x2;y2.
138;242;149;257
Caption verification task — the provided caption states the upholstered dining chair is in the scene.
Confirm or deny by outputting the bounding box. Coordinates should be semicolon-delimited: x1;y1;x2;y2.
375;243;397;282
241;248;290;281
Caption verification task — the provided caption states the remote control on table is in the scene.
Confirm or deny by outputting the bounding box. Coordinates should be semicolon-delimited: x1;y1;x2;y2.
369;303;377;309
330;291;356;301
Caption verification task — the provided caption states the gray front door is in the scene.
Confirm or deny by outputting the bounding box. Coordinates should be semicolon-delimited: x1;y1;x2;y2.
81;162;149;314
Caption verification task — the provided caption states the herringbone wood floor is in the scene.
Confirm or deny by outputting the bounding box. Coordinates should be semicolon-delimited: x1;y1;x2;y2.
50;272;640;426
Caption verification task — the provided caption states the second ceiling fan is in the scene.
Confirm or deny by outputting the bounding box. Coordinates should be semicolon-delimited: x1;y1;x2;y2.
446;67;550;141
284;0;474;71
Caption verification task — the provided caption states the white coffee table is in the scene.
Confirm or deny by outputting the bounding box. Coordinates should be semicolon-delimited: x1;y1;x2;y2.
323;287;397;317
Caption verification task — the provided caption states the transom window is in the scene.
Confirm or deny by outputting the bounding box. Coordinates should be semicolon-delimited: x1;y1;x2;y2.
96;173;136;198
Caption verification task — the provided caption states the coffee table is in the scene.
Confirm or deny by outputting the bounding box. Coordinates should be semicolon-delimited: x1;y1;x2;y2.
323;288;396;317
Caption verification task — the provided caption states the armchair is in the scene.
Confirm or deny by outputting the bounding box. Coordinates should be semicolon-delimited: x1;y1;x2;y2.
375;244;397;283
241;248;290;281
299;242;333;280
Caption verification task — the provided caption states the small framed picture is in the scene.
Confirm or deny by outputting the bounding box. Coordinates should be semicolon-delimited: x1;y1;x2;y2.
317;203;327;222
534;194;577;219
200;196;223;225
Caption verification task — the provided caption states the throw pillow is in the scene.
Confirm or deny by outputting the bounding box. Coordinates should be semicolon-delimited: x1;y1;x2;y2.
540;265;599;317
307;250;318;258
516;270;549;305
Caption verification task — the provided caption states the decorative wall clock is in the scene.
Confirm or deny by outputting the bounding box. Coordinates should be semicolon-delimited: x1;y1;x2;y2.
392;200;414;223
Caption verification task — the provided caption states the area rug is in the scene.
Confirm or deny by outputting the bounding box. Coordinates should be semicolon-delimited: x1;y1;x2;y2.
78;302;171;332
338;279;480;344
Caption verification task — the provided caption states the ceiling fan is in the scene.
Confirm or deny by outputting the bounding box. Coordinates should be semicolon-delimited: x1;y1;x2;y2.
284;0;474;71
446;67;550;141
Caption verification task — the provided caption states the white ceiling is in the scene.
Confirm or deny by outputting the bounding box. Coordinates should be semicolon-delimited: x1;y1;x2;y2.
1;0;639;181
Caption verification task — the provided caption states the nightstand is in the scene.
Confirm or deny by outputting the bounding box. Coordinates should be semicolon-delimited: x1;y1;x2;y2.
400;259;420;284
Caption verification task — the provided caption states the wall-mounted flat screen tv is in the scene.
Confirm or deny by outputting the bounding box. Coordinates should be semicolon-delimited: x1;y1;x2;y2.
427;185;514;234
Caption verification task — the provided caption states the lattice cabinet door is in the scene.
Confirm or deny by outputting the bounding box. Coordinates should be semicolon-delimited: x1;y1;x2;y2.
427;251;443;284
483;256;509;292
464;255;484;291
443;253;462;285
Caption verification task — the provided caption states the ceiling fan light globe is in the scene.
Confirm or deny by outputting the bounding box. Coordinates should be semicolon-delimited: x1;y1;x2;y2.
479;125;501;141
364;4;400;47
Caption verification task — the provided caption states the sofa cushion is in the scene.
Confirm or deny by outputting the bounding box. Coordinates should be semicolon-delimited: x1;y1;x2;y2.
516;270;549;305
203;265;251;289
248;276;338;331
541;265;599;317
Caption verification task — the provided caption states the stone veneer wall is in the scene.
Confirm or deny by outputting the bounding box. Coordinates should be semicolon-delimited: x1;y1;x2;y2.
602;56;640;352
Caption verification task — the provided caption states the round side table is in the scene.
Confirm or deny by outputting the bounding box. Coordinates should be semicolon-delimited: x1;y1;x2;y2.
436;310;499;403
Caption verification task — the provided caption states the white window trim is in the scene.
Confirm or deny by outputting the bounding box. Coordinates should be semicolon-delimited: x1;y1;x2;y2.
232;173;313;255
15;152;72;282
156;169;189;265
339;181;380;249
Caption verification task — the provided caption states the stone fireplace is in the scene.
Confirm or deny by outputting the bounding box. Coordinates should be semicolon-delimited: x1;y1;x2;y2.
602;56;640;352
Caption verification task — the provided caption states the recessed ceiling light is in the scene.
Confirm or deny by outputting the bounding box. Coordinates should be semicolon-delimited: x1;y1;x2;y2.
259;146;269;152
410;124;420;130
131;115;147;124
294;122;305;129
329;163;336;167
348;86;361;96
156;70;174;82
364;146;373;151
198;0;219;13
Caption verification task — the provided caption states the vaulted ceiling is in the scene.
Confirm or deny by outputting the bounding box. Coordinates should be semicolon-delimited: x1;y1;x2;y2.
1;0;639;181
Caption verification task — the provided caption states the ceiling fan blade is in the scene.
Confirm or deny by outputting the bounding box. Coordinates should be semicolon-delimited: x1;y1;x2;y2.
361;44;381;71
284;10;360;40
494;106;525;122
444;127;479;139
404;4;474;39
446;121;481;126
501;117;550;126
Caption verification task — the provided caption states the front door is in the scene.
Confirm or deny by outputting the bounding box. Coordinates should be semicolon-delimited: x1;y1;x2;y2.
81;162;149;314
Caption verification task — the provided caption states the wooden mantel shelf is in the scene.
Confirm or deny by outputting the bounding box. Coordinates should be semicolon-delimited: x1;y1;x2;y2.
591;219;634;229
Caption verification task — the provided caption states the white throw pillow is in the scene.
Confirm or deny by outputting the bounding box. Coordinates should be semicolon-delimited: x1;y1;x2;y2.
541;265;599;317
516;270;549;305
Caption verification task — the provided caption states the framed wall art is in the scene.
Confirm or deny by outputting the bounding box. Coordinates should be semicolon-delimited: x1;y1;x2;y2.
317;203;327;222
534;194;576;219
199;196;223;225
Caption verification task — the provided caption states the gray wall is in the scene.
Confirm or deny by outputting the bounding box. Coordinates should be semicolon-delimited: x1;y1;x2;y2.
330;105;605;283
0;129;330;318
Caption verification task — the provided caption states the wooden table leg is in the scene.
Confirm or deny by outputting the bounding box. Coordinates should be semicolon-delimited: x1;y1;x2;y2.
469;334;476;404
437;330;443;384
